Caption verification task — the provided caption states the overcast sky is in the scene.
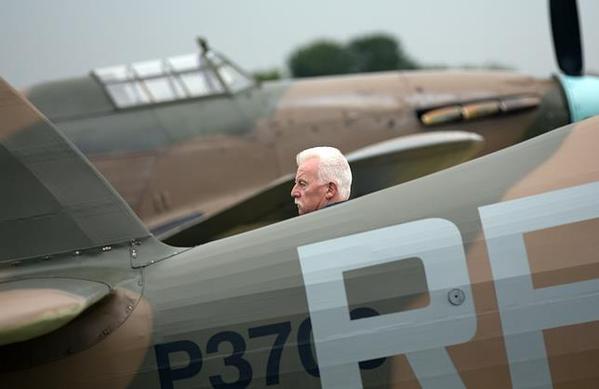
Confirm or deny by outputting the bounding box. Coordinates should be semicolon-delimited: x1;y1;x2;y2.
1;0;597;88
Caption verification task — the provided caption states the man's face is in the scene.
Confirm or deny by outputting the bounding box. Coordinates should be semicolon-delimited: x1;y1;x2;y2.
291;157;329;215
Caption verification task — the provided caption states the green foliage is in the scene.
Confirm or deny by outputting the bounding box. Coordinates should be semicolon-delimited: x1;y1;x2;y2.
348;33;418;72
252;68;283;82
284;32;515;79
288;40;356;78
287;33;419;78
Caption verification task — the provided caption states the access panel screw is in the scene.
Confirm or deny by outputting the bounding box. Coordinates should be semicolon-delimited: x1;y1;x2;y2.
448;288;466;306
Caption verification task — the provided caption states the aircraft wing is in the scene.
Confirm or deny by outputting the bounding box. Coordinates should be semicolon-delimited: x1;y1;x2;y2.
162;131;484;246
0;77;177;353
0;278;109;346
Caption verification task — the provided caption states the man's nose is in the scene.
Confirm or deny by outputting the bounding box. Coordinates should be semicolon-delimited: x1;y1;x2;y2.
291;184;299;197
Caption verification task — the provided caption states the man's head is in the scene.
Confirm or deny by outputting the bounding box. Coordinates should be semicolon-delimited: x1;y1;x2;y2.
291;146;352;215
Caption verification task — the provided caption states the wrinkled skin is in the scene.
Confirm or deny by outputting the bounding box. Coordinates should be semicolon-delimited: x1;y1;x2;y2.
291;157;339;215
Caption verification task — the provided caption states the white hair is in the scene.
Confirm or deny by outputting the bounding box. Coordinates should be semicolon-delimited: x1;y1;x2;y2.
296;146;352;200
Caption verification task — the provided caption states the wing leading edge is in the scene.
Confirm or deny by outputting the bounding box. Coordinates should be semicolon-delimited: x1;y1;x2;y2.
163;131;484;246
0;78;176;351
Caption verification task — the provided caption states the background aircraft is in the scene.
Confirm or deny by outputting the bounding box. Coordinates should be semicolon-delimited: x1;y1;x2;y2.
21;1;598;246
2;61;599;388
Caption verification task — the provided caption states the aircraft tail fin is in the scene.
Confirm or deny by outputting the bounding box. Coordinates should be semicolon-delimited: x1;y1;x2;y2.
0;78;150;262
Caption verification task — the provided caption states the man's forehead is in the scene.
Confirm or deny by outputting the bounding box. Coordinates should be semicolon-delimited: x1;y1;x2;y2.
300;156;320;169
296;157;320;178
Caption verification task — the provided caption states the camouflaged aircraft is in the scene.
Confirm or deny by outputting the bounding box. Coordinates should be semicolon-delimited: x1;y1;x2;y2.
3;56;599;388
21;1;599;247
3;1;599;388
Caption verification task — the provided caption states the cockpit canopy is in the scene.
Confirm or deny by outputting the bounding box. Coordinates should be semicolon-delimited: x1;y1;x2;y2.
93;49;255;109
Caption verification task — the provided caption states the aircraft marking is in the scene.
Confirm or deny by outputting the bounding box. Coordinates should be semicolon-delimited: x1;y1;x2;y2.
480;180;599;388
248;322;291;385
298;218;475;389
154;309;386;389
155;181;599;388
298;181;599;388
206;331;252;388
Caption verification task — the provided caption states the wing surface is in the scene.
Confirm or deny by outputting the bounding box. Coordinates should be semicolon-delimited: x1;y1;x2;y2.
0;78;176;351
163;131;484;246
0;78;149;262
0;278;109;346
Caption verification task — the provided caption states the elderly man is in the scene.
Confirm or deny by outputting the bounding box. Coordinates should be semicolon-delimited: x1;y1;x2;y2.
291;146;352;215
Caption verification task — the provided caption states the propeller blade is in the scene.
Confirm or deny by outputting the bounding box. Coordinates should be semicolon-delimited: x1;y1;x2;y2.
550;0;583;76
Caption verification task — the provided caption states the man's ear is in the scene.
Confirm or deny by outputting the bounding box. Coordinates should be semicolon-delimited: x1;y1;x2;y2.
325;182;338;200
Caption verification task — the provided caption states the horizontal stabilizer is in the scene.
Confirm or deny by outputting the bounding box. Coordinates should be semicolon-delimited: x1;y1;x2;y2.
0;78;149;262
0;278;109;346
163;131;483;246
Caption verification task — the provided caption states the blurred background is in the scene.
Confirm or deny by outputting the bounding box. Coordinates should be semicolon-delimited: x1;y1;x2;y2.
1;0;598;88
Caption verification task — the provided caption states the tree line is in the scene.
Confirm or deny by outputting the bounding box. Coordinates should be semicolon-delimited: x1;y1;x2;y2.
253;32;510;82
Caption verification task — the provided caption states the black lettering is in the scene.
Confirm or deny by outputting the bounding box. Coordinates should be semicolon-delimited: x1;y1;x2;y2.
155;340;203;389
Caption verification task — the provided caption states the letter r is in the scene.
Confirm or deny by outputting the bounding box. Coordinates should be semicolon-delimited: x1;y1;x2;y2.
298;218;476;389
